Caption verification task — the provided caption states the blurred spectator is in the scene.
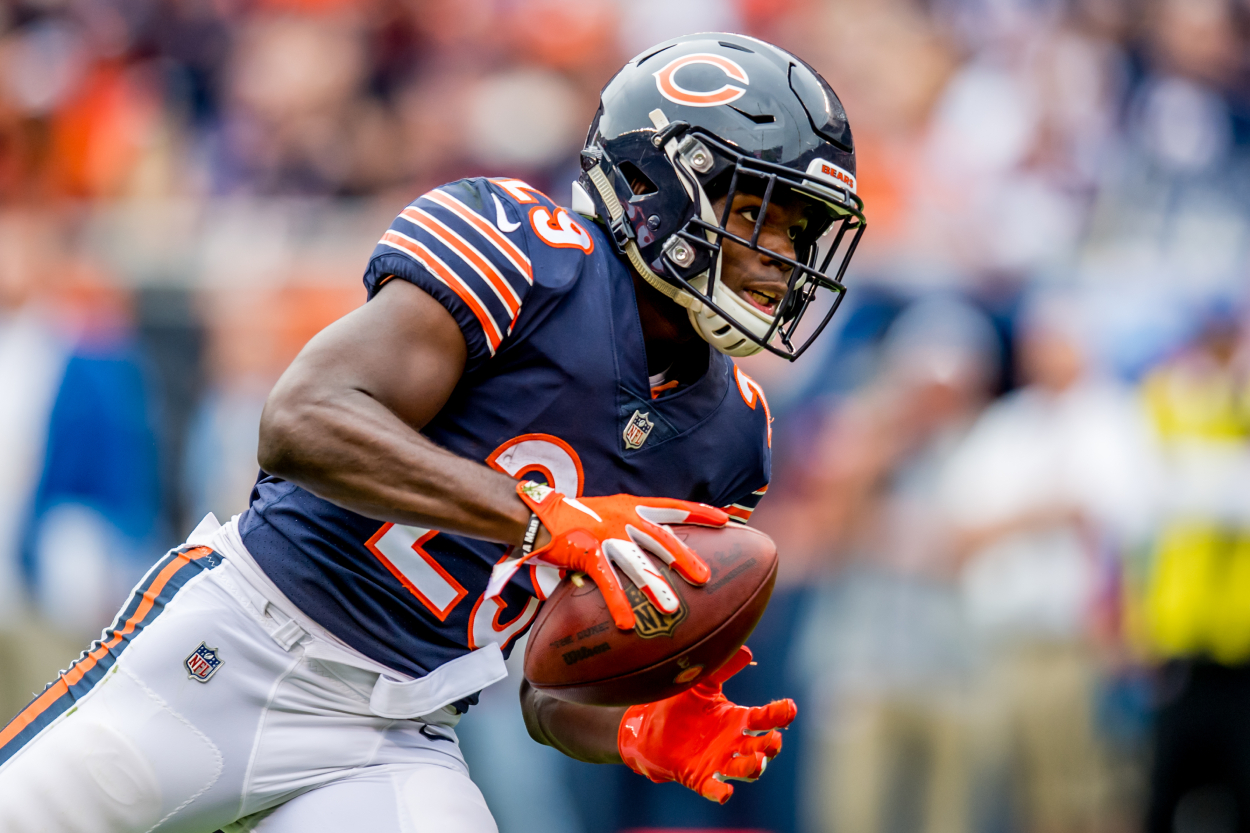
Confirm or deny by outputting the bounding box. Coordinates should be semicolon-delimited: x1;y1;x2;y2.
786;0;959;274
0;211;165;721
942;291;1160;833
614;0;742;58
185;283;361;525
221;11;393;195
1081;0;1250;304
792;297;999;833
464;68;584;177
1133;305;1250;833
27;266;165;638
0;213;75;722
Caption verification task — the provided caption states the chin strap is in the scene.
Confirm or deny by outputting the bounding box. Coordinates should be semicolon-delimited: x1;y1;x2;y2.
584;162;701;312
585;157;766;357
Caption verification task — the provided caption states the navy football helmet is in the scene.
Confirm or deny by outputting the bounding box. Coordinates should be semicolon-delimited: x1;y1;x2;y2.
574;32;866;360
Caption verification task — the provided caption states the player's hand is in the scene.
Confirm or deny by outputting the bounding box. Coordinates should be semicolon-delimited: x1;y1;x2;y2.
486;481;727;630
617;646;797;803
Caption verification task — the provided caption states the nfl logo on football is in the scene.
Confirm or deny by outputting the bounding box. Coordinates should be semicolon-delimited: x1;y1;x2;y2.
624;410;654;450
185;642;223;683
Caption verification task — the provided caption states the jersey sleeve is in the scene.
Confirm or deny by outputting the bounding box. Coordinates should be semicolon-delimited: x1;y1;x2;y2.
363;178;536;372
724;483;769;525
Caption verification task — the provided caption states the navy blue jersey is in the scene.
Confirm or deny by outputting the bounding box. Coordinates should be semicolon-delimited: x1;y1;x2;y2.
238;177;771;696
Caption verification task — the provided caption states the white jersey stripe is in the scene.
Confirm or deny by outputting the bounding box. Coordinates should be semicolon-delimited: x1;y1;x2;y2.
401;207;523;318
379;230;503;351
426;190;533;283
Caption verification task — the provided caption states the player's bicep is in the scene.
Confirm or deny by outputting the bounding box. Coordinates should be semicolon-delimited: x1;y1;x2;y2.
351;278;468;427
270;278;466;432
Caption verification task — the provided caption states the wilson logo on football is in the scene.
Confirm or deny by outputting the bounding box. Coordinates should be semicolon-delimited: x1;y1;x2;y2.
653;53;750;108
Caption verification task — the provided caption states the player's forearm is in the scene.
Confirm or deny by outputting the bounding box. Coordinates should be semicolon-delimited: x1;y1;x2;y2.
259;386;534;547
520;679;625;765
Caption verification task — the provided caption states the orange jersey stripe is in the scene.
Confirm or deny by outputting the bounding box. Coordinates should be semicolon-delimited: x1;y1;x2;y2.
402;207;522;317
650;379;680;399
380;231;503;351
426;191;532;282
726;506;753;521
734;365;773;448
0;547;211;750
489;178;544;204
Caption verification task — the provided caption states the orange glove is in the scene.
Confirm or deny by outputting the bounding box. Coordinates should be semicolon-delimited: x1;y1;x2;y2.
485;481;727;629
618;646;797;803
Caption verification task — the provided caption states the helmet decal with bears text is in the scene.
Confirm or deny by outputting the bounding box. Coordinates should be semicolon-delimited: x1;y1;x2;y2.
805;159;857;193
653;53;749;108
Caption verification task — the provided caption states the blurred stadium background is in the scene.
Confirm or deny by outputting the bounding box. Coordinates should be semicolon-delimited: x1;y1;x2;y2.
1;0;1249;831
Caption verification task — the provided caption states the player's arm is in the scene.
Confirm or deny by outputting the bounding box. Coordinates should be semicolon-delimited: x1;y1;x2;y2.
258;278;537;547
520;647;797;803
520;679;624;764
258;278;720;627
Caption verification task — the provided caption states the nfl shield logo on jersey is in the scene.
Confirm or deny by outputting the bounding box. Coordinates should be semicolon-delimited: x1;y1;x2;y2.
623;410;654;450
185;642;222;683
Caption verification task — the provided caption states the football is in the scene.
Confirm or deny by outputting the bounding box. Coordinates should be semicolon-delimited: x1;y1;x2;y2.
523;523;779;707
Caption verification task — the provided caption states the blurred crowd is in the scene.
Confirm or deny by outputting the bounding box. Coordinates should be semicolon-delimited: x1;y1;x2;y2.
2;0;1250;832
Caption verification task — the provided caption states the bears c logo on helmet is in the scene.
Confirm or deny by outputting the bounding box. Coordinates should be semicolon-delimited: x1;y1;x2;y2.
653;53;750;108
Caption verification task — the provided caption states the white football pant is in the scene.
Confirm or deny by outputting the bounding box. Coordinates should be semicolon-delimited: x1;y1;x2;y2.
0;530;499;833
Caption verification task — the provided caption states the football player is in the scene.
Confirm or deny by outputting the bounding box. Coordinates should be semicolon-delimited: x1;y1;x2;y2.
0;33;863;832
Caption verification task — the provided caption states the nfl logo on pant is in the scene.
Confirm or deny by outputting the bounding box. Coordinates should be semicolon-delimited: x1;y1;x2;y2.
185;642;223;683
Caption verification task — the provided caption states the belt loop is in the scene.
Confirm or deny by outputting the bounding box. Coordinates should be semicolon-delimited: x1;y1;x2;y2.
271;617;307;651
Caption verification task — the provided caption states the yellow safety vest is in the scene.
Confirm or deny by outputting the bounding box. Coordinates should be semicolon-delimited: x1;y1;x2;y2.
1131;365;1250;663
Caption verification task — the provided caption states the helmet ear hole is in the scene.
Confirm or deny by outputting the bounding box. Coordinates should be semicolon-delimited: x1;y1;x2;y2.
619;162;658;196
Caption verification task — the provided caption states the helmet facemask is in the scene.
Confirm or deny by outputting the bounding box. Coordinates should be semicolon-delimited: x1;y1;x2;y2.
583;115;866;361
659;125;865;360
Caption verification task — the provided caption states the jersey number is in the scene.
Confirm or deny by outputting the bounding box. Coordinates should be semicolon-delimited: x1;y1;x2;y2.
529;206;594;253
363;434;583;650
